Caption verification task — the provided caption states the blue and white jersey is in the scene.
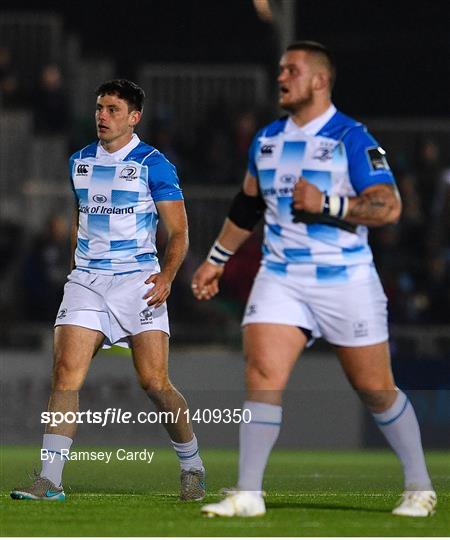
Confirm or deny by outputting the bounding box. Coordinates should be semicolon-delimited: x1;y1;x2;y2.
248;105;396;284
70;134;183;274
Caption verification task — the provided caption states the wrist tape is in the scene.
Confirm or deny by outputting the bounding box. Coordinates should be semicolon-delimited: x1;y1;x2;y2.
207;241;234;266
321;194;349;219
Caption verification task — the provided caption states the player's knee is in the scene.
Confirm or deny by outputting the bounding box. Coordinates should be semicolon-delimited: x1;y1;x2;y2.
246;362;286;389
246;362;268;381
139;375;171;396
52;361;84;391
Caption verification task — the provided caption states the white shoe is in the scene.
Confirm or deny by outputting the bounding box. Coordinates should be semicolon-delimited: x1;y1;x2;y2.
392;490;437;517
201;489;266;517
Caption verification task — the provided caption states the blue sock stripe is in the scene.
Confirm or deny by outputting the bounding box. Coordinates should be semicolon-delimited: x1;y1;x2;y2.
175;448;198;455
177;449;199;460
374;396;410;426
248;420;282;426
44;449;69;461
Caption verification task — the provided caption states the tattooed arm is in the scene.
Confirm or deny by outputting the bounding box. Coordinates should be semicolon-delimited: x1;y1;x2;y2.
345;184;402;227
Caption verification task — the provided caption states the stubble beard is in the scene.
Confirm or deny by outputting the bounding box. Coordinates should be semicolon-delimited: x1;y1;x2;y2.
280;90;314;115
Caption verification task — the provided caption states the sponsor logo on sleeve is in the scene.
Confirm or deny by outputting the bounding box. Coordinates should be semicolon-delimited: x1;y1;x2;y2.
366;146;390;171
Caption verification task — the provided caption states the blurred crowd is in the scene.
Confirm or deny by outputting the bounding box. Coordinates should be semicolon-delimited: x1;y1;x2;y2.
0;46;70;135
148;101;274;186
1;44;449;330
2;136;447;329
371;139;450;324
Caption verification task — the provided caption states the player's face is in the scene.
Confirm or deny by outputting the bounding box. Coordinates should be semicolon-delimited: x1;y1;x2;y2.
278;50;316;113
95;93;140;146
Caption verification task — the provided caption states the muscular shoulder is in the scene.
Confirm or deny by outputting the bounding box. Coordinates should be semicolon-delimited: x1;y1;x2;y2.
319;111;382;159
323;112;396;191
129;141;181;199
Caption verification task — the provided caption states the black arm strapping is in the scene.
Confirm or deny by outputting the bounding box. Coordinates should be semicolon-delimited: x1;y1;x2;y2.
227;190;266;231
292;209;357;234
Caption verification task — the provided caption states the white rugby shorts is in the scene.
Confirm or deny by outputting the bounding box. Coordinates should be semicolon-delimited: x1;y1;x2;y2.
242;267;389;347
55;268;170;348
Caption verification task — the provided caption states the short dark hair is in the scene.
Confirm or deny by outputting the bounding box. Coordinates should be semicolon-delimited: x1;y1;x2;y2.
95;79;145;112
286;40;336;89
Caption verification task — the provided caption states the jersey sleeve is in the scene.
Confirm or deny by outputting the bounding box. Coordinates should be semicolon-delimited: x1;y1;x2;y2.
68;153;77;198
247;129;263;177
145;152;184;202
343;125;396;194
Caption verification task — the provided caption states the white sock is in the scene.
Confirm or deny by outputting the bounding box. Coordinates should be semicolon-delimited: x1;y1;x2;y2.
238;400;282;492
372;389;432;490
40;434;73;487
171;434;204;471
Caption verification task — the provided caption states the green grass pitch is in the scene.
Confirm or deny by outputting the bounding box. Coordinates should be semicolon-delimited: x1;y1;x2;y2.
1;447;448;536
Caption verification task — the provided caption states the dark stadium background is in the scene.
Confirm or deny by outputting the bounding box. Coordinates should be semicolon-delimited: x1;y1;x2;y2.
1;0;449;451
2;0;449;117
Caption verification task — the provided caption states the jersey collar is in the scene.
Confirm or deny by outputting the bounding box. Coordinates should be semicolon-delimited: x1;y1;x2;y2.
285;104;337;136
96;133;141;161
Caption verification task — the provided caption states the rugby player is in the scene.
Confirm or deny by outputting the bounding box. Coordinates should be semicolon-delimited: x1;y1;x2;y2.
192;42;436;518
11;79;205;502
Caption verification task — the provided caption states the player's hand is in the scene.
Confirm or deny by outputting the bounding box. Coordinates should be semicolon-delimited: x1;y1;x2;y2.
292;177;323;213
143;272;172;308
191;261;224;301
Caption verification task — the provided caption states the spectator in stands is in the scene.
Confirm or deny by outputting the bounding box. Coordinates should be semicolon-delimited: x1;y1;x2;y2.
32;64;70;135
415;138;443;223
0;46;26;109
0;46;12;82
193;99;236;184
221;228;262;314
0;219;25;321
232;109;258;180
397;173;424;248
405;140;450;323
22;214;71;322
391;173;426;321
383;147;450;324
153;220;227;329
148;117;183;172
423;166;450;322
0;72;25;109
423;254;450;323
